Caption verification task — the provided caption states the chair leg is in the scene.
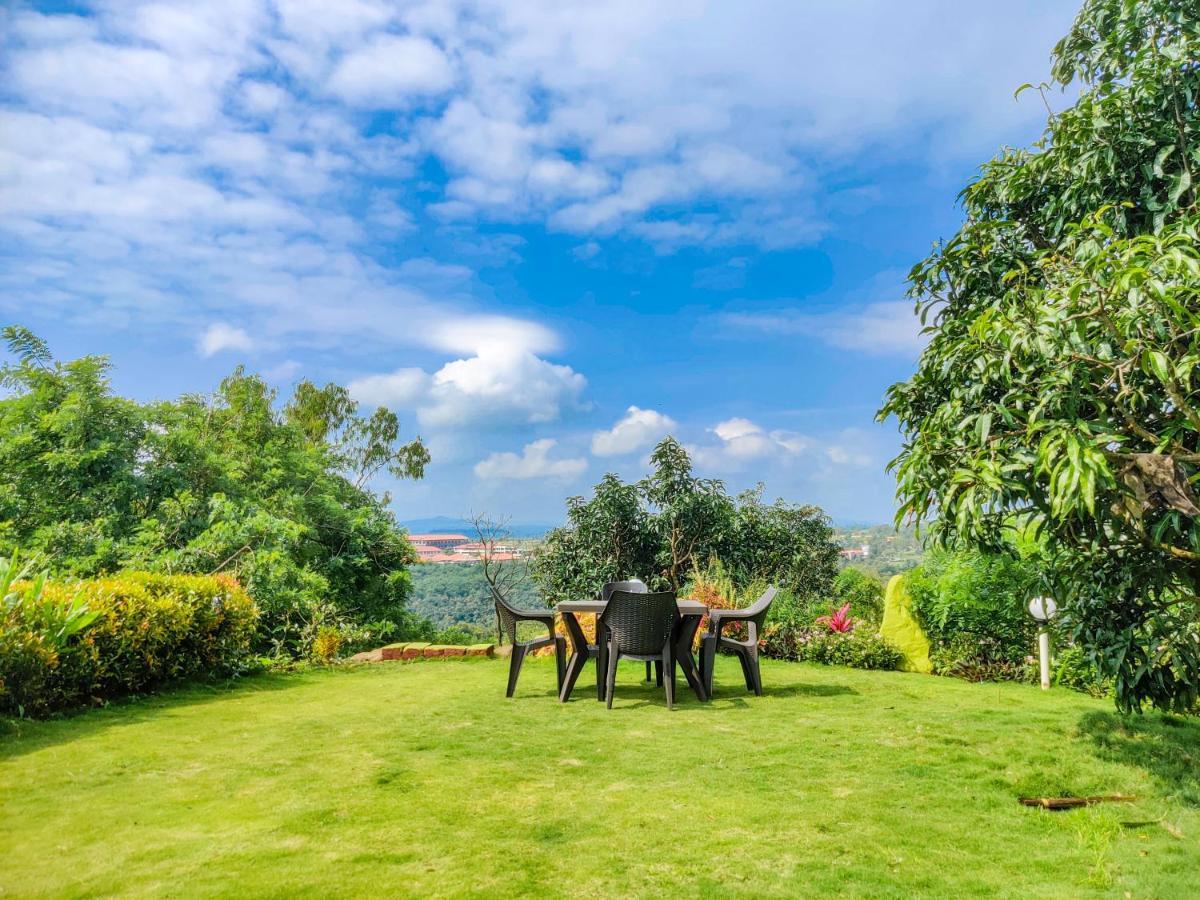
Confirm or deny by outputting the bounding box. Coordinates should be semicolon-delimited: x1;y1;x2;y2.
595;624;608;701
654;660;663;686
506;644;527;698
645;661;653;683
554;636;567;692
662;646;675;709
735;646;755;691
605;647;620;709
700;635;717;697
747;646;763;696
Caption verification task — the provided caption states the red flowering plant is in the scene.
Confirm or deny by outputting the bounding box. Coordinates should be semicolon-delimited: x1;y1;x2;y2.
815;602;855;634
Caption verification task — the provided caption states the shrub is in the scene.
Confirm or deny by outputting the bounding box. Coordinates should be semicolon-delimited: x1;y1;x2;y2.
928;634;1030;683
764;586;821;632
311;626;343;664
762;625;902;670
1052;644;1113;698
832;567;885;624
905;548;1039;681
1;571;258;717
879;573;932;673
685;557;748;647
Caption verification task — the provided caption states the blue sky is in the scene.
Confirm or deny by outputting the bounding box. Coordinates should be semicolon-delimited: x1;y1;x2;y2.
1;0;1079;524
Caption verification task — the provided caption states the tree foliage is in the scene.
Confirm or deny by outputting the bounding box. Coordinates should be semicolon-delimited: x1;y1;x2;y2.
532;437;839;604
0;329;429;655
879;0;1200;711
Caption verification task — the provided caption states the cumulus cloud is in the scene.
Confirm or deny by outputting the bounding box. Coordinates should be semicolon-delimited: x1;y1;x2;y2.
0;0;1077;367
327;34;455;107
691;418;812;469
690;418;879;475
197;322;254;357
474;439;587;481
349;347;587;429
591;406;676;457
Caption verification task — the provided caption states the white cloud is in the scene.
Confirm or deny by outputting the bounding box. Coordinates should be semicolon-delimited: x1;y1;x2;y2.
592;406;676;457
348;367;431;407
349;347;587;429
691;418;812;470
327;34;455;107
724;300;926;357
0;0;1079;371
474;439;587;481
197;322;254;357
424;349;586;428
826;444;873;467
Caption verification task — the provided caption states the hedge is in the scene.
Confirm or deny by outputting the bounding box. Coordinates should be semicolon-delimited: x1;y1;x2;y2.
1;572;258;717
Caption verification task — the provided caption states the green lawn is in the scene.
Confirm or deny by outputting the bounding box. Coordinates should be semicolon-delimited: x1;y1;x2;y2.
2;658;1197;898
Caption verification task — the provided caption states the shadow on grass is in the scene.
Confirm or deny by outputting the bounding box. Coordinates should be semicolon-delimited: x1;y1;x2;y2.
585;679;859;711
0;671;305;762
1077;710;1200;807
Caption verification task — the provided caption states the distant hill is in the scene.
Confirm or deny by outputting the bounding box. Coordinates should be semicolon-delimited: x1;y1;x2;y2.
832;523;924;577
398;516;558;539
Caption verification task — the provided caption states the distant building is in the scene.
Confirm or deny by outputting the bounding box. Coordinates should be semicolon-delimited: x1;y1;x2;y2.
839;545;871;560
409;533;528;564
453;540;522;557
423;552;467;565
408;533;471;551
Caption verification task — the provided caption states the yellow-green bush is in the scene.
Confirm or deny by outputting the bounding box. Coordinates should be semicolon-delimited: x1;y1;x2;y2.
1;572;258;717
879;574;932;674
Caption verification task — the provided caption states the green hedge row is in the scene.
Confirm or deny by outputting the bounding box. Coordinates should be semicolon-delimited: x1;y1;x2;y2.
1;572;258;717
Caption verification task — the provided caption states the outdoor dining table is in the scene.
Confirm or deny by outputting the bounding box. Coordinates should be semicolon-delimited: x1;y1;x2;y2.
555;598;709;703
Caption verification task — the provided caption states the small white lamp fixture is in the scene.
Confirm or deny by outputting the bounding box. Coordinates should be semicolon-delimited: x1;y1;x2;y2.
1027;596;1058;690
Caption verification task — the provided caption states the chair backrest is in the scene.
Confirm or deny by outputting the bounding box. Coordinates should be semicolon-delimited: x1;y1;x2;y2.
741;585;779;629
600;578;648;603
600;590;678;656
492;588;522;645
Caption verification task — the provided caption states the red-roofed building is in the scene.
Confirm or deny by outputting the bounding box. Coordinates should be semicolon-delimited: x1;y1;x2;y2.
423;552;468;565
408;533;471;552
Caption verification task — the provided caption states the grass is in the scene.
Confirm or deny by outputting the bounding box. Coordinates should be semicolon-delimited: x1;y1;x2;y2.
2;657;1198;898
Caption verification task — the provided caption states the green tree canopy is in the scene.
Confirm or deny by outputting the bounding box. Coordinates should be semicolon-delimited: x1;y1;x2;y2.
0;328;429;654
532;437;839;604
880;0;1200;712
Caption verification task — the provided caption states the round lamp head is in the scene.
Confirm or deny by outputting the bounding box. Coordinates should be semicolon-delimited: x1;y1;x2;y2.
1028;596;1057;622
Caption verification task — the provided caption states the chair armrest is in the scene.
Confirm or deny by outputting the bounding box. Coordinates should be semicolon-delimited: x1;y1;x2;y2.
510;608;555;625
709;608;753;623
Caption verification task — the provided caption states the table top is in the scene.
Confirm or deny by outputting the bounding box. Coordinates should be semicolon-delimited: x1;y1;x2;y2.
556;598;707;615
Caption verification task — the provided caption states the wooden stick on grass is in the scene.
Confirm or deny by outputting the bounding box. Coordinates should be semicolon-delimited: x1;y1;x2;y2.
1019;794;1136;810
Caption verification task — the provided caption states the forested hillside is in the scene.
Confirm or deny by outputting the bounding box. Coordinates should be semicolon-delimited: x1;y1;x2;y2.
407;563;539;635
833;524;924;577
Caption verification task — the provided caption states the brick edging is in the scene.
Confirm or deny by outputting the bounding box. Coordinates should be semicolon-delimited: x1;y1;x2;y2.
349;642;496;663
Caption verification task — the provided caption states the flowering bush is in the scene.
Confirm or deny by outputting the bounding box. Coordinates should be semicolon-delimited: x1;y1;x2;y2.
761;625;902;670
685;558;749;648
1;570;258;717
815;603;855;633
311;626;344;664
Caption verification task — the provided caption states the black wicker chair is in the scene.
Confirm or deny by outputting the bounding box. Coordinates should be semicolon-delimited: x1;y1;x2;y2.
599;579;658;685
699;586;777;697
494;590;566;698
599;590;680;709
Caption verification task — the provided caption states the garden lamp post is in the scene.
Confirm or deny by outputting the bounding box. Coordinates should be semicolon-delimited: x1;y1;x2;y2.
1027;596;1057;690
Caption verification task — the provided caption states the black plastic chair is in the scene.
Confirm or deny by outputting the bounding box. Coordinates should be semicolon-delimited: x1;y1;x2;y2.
494;590;566;698
699;586;777;697
599;590;679;709
599;579;658;684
